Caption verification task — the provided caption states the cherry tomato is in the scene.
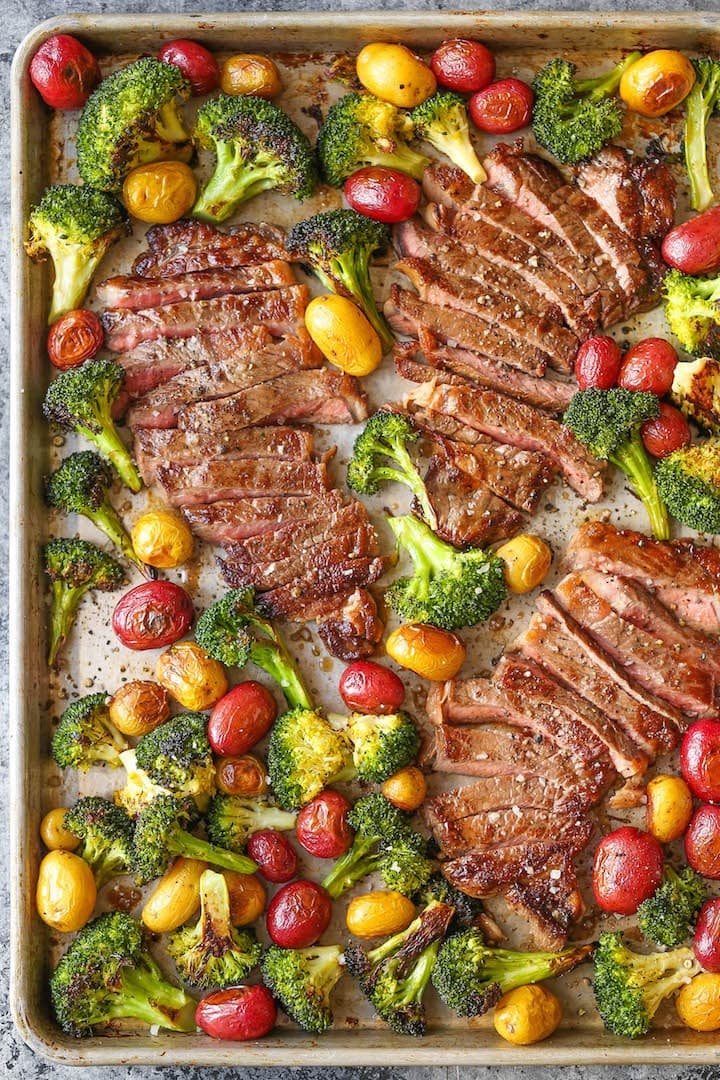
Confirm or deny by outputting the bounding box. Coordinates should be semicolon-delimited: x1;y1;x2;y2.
208;682;277;757
247;829;298;883
662;207;720;275
158;39;219;95
339;660;406;715
296;790;353;859
592;826;664;915
430;39;496;94
574;335;623;390
112;581;194;650
195;985;277;1041
47;310;103;370
344;167;421;224
686;804;720;879
266;879;332;948
618;337;678;395
641;401;691;459
30;35;101;110
469;78;534;134
694;899;720;971
681;719;720;802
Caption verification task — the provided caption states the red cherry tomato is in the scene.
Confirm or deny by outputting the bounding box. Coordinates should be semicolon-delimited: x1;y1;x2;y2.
266;879;332;948
574;335;624;390
344;167;421;224
296;790;353;859
195;985;277;1041
246;829;298;883
681;719;720;802
158;39;219;95
208;682;277;757
112;581;194;651
618;338;678;395
339;660;406;715
47;310;104;370
662;207;720;275
30;35;101;110
641;401;691;459
686;804;720;879
694;898;720;971
592;826;664;915
430;39;496;93
469;78;534;134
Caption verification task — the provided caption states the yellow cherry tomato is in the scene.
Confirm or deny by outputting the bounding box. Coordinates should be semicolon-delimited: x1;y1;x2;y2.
495;534;552;594
36;850;96;933
494;984;563;1045
676;973;720;1031
221;53;282;98
386;623;466;681
382;766;427;811
142;857;207;934
304;294;384;375
619;50;696;117
356;43;436;108
131;510;194;569
122;161;198;224
40;807;80;852
155;641;228;710
646;774;693;843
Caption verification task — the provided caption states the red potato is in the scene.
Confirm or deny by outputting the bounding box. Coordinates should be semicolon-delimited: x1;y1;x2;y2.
592;826;664;915
30;34;101;109
246;829;298;883
469;78;534;134
344;167;421;224
681;719;720;802
430;39;496;93
112;581;194;650
208;681;277;757
195;985;277;1041
158;39;219;95
574;335;623;390
686;804;720;879
662;207;720;275
296;790;353;859
339;660;406;715
266;879;332;948
618;338;678;395
641;401;692;459
694;898;720;971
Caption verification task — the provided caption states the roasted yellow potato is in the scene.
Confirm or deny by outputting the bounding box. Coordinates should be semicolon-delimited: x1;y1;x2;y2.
142;857;207;934
131;510;194;569
221;53;282;98
109;680;170;738
122;161;198;224
36;850;96;933
646;774;693;843
346;890;416;938
676;973;720;1031
305;294;383;375
495;534;552;594
223;871;267;927
386;623;466;681
619;50;695;117
40;807;80;852
382;765;427;812
356;43;436;108
494;984;563;1045
155;641;228;710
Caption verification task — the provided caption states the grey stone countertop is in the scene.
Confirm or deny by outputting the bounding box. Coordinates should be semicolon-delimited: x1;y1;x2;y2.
4;0;720;1075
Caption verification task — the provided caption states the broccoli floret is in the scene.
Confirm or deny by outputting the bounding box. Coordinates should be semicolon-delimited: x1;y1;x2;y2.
664;268;720;359
63;796;134;888
564;388;670;540
206;794;298;851
262;945;344;1034
135;713;216;811
52;693;128;771
683;59;720;212
385;514;507;631
267;705;355;811
50;911;195;1037
46;452;151;578
114;748;182;818
327;711;420;783
637;866;707;948
656;438;720;534
131;794;258;885
44;538;125;666
346;411;437;528
409;91;486;183
671;356;720;432
195;587;311;710
43;359;142;493
414;872;483;931
432;926;592;1018
167;869;261;989
76;57;192;192
593;931;700;1038
317;92;429;187
25;184;129;322
192;94;317;223
532;53;641;164
287;209;393;352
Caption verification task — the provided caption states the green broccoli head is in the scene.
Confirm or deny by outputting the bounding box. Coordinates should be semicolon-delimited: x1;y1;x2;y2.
414;872;484;930
317;92;429;186
114;748;184;818
328;710;420;782
656;438;720;534
192;93;317;223
377;830;435;897
44;538;125;666
262;945;344;1034
52;693;128;771
135;713;216;809
77;57;192;192
663;268;720;358
63;796;134;888
206;794;298;851
670;356;720;433
409;91;486;183
320;793;420;899
684;59;720;212
267;705;355;811
346;411;438;526
637;866;707;948
25;184;129;322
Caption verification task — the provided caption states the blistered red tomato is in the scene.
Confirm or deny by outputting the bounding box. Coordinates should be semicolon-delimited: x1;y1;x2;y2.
195;985;277;1041
266;879;332;948
430;39;496;93
112;581;194;650
158;39;219;95
641;401;691;458
47;310;103;370
344;167;421;224
30;35;101;109
339;660;406;715
618;338;678;395
574;335;623;390
681;719;720;802
686;804;720;879
694;899;720;971
592;826;664;915
247;829;298;883
469;78;534;134
296;790;353;859
662;207;720;275
208;682;277;757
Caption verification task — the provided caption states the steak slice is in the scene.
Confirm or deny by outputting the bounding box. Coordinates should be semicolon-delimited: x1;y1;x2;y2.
426;774;587;820
178;369;368;432
182;493;341;545
96;263;297;310
156;458;332;507
428;801;592;859
576;147;676;244
236;555;391;617
316;588;385;661
421;454;523;546
134;220;289;275
442;841;585;899
504;863;585;950
401;379;605;502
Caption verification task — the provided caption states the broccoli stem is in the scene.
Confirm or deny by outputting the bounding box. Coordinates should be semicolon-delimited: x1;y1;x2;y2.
169;828;258;875
321;839;379;899
575;52;642;102
685;80;716;212
109;966;195;1031
387;513;448;583
90;502;154;579
48;247;99;324
365;146;428;182
395;940;440;1005
610;432;670;541
80;423;142;494
250;641;313;710
193;143;281;223
48;581;82;666
373;450;438;530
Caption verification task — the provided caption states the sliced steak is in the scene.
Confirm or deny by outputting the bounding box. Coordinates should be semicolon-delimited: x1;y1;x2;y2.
426;774;587;820
421;454;523;546
428;801;592;859
316;588;385;661
576;146;676;243
156;458;332;507
182;493;341;545
97;263;297;310
224;499;371;565
504;862;585;950
134;220;289;276
237;555;391;617
442;840;586;899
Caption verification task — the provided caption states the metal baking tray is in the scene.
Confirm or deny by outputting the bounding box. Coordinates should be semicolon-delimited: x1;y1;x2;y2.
10;10;720;1066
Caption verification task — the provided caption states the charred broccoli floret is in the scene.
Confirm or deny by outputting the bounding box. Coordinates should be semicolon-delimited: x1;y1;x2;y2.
327;710;420;782
25;184;129;322
267;705;355;811
683;58;720;212
52;693;128;771
637;866;707;948
287;209;393;352
206;794;297;851
44;538;124;666
135;713;216;811
50;911;195;1036
192;93;317;223
167;869;261;988
670;356;720;432
317;92;429;186
113;749;182;818
346;411;437;527
262;945;344;1034
76;57;192;192
63;796;134;888
663;267;720;358
414;872;484;931
43;359;142;492
409;91;486;183
656;438;720;534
